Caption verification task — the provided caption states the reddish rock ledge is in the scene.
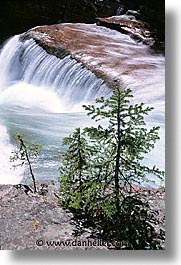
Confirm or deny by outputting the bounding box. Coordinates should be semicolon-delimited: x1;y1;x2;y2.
22;23;159;89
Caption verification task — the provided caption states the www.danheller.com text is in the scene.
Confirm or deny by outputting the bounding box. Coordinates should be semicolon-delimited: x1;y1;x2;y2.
36;239;131;248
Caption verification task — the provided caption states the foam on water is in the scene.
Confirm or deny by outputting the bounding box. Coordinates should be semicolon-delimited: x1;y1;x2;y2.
0;82;85;113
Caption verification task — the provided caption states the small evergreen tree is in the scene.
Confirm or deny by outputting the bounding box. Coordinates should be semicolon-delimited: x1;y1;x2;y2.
10;134;42;193
59;128;92;209
59;127;116;214
58;86;164;249
83;86;164;213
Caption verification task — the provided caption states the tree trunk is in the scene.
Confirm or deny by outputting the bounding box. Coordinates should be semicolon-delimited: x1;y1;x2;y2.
114;89;121;214
25;149;37;193
77;129;83;208
19;138;37;193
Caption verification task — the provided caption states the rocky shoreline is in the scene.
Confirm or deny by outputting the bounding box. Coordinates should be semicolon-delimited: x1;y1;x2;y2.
0;183;165;250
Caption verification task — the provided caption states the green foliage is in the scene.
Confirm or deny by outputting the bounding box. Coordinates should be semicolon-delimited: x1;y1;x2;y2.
10;134;42;192
59;128;91;208
58;87;165;249
83;88;163;186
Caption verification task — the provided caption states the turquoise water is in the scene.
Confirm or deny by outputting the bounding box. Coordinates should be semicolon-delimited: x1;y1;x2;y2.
0;105;93;184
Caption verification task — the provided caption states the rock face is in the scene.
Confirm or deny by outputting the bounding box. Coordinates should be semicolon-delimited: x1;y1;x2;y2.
0;0;164;50
0;184;106;250
0;184;165;250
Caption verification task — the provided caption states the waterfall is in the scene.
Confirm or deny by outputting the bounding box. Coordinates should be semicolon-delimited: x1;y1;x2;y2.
0;35;111;111
0;35;112;184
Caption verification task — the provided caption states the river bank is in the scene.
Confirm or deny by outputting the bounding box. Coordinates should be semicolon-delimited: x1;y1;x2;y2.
0;183;165;250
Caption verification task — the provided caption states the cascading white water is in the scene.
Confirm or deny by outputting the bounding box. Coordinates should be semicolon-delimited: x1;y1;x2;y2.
0;35;111;106
0;32;164;186
0;35;112;184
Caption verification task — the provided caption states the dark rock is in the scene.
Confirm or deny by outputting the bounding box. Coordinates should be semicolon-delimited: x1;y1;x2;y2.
0;0;117;44
95;0;120;17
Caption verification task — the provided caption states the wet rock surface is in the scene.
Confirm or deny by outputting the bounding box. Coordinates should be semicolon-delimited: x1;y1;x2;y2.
0;183;165;250
23;23;164;92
